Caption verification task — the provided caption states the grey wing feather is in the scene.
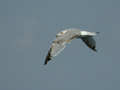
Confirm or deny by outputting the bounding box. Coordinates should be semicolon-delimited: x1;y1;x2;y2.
81;36;97;52
44;42;66;65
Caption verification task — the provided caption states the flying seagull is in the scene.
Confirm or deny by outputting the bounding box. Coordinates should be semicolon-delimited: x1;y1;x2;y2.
44;28;99;65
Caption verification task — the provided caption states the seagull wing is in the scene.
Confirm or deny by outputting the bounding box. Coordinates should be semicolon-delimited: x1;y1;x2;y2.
44;41;66;65
81;36;97;52
44;30;81;65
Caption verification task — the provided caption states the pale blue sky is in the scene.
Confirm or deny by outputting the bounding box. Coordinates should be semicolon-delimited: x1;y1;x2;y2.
0;0;120;90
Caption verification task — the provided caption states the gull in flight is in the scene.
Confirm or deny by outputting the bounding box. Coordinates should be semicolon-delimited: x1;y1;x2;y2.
44;28;99;65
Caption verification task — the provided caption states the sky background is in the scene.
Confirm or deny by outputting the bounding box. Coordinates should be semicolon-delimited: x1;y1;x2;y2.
0;0;120;90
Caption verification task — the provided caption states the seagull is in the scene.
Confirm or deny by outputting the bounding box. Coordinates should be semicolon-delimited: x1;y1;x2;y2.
44;28;99;65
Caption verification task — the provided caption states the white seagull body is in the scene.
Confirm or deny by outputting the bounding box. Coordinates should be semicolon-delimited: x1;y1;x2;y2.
44;28;99;65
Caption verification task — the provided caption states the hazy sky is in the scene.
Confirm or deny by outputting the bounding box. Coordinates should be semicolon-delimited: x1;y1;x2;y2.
0;0;120;90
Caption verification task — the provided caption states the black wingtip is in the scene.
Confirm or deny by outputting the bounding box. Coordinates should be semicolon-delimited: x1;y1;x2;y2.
92;48;97;52
91;46;97;52
44;62;47;65
44;58;50;65
44;49;52;65
44;56;51;65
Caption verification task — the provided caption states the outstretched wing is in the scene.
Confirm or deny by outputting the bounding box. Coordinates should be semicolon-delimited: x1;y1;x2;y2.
44;42;66;65
81;36;97;52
